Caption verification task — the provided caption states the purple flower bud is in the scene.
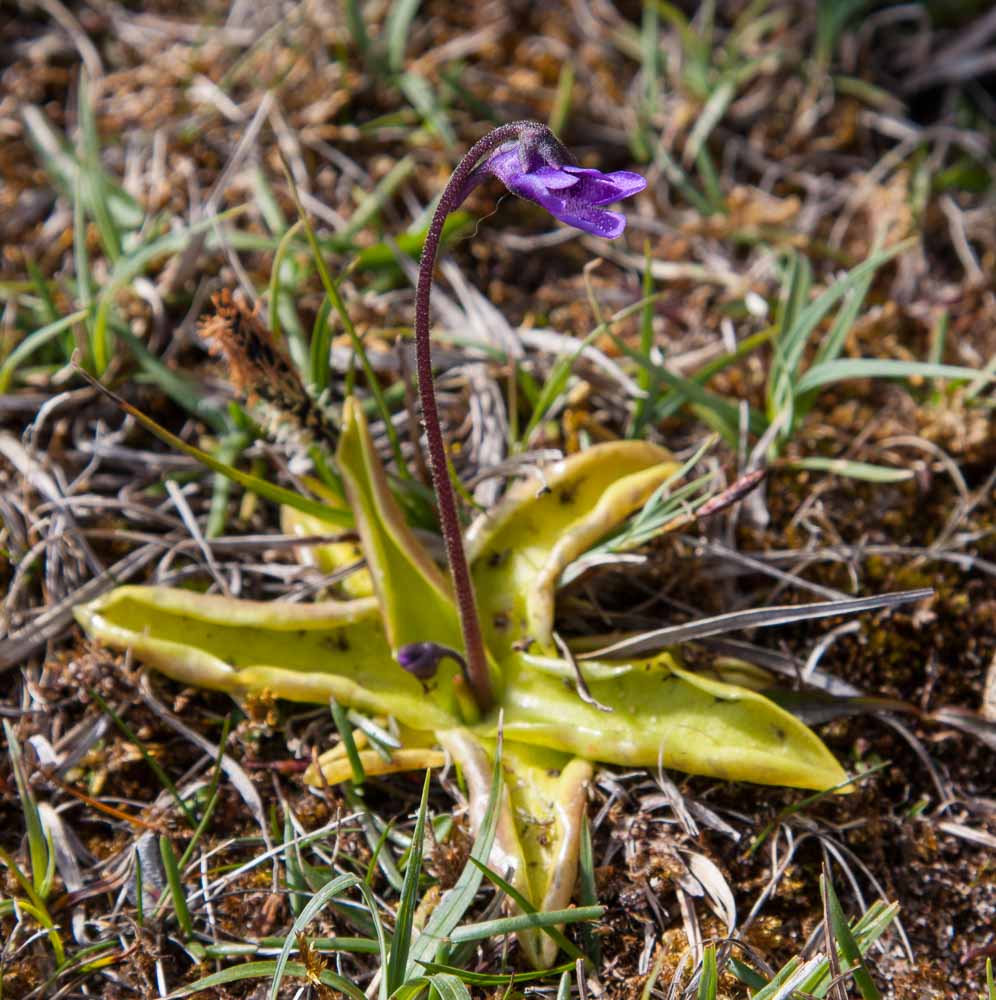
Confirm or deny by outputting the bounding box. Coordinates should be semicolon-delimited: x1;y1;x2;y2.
481;141;646;239
397;641;467;682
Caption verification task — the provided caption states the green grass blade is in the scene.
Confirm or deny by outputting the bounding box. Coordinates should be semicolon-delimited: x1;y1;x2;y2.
399;71;456;147
78;73;122;262
465;857;585;962
447;904;603;945
655;145;713;215
769;240;914;437
577;811;600;965
520;333;591;446
782;457;913;483
749;956;811;1000
339;156;416;243
352;212;473;271
308;296;335;393
390;980;432;1000
386;0;422;74
89;206;247;375
206;426;253;538
22;103;142;232
728;956;768;989
767;251;812;428
330;697;367;785
24;257;60;325
115;324;226;431
73;170;97;371
557;969;572;1000
167;959;365;999
343;0;374;71
0;846;65;965
786;240;913;381
548;60;575;135
640;360;748;441
684;79;734;166
821;873;881;1000
776;251;813;370
811;267;874;370
387;770;432;994
426;972;471;1000
406;739;504;974
748;763;888;857
694;145;725;215
654;326;772;421
159;836;194;939
697;944;718;1000
267;219;307;368
797;358;993;394
252;165;288;234
269;873;389;1000
177;715;233;871
414;961;573;986
0;309;88;393
3;721;50;898
280;158;410;478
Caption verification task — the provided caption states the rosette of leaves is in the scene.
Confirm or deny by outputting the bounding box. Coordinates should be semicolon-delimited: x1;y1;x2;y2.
76;399;846;969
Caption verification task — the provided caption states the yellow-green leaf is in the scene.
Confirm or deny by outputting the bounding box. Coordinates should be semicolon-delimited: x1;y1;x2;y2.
337;399;461;654
467;441;677;655
437;729;592;969
74;585;461;730
494;652;847;791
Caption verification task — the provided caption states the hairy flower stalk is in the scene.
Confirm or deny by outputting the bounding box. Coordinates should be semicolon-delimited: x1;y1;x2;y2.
414;121;646;714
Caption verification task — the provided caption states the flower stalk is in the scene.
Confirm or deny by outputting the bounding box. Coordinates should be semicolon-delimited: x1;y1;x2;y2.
414;121;647;714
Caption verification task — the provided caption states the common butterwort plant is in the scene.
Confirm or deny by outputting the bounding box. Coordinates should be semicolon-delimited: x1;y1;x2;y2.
412;120;646;714
75;123;924;969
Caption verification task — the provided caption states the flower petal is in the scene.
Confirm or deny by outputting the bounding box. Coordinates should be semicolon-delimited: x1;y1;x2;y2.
553;206;627;238
563;166;647;204
529;165;578;190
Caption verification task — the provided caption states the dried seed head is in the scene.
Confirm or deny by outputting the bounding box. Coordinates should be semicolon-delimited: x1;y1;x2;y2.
200;290;338;454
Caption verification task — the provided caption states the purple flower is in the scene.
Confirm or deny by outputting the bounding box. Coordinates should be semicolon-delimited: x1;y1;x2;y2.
482;144;646;239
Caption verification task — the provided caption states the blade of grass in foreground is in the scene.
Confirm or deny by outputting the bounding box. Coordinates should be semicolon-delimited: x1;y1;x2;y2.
415;960;574;985
269;873;386;1000
0;846;65;966
446;904;603;945
405;735;504;975
821;871;881;1000
697;944;718;1000
386;771;431;995
465;856;588;962
158;836;196;942
166;960;365;999
781;457;914;483
3;720;53;899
